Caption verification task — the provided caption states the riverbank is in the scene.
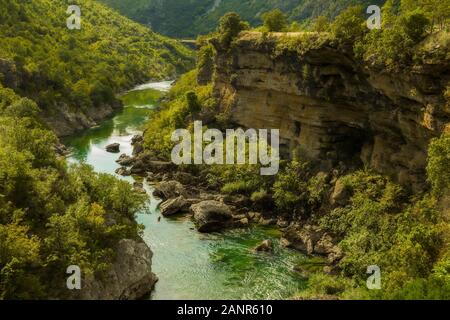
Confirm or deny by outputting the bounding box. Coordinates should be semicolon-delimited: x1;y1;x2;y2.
64;81;309;300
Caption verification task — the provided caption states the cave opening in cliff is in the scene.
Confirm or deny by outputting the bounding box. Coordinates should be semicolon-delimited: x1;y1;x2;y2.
330;125;370;166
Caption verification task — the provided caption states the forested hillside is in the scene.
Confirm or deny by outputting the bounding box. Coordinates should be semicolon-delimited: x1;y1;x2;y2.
100;0;385;37
0;0;193;135
141;1;450;299
0;0;191;299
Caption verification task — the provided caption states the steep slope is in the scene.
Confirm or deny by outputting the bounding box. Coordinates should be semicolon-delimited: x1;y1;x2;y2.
212;31;449;190
0;0;194;136
100;0;385;37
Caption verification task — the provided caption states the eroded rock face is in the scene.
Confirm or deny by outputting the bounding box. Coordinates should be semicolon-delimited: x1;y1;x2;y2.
76;239;157;300
213;32;450;190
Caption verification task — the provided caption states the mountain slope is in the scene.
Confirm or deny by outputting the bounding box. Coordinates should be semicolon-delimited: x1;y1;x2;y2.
100;0;386;37
0;0;194;135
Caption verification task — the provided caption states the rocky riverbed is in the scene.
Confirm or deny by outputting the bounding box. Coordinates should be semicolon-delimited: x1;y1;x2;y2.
115;133;344;275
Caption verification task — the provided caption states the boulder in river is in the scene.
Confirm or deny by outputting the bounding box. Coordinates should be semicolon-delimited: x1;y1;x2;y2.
160;196;189;216
190;200;233;233
152;180;187;200
106;143;120;153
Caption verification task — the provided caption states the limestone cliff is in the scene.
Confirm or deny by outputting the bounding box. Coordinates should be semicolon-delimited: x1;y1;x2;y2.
211;32;450;190
71;239;157;300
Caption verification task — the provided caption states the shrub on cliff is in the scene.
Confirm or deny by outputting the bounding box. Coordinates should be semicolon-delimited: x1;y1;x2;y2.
261;9;288;32
353;1;446;69
310;16;331;33
427;133;450;197
400;9;431;42
217;13;250;47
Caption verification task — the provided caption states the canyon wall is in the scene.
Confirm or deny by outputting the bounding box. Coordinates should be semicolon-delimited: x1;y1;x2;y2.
212;32;450;190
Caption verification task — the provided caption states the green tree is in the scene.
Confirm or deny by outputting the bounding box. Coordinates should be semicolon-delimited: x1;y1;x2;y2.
331;5;366;43
217;12;249;47
261;9;288;32
310;15;331;33
427;133;450;196
400;9;430;42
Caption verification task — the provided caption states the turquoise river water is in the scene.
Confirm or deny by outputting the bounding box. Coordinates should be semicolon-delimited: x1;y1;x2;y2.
64;81;308;300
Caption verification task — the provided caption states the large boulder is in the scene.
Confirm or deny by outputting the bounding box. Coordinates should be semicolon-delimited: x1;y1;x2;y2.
282;225;325;254
152;180;187;200
282;225;343;263
116;154;134;166
106;143;120;153
76;239;157;300
190;200;233;233
159;196;189;216
130;153;174;174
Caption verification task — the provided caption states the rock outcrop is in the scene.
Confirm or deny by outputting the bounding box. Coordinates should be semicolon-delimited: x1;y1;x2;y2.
106;143;121;153
190;200;233;232
213;32;450;190
75;239;157;300
282;224;342;264
160;196;189;216
152;180;188;200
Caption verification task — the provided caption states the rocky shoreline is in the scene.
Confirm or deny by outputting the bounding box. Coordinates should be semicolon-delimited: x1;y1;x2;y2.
113;134;345;277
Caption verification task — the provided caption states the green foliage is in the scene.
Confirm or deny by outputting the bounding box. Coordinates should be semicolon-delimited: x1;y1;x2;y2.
0;0;194;117
310;16;331;33
100;0;385;38
217;13;249;47
331;5;366;44
261;9;288;32
354;0;449;69
272;161;327;215
208;164;269;196
316;169;449;299
0;90;148;298
427;133;450;196
144;69;215;158
401;9;431;42
186;91;202;114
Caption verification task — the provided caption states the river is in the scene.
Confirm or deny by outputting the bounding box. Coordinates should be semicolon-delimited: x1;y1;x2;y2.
64;81;308;300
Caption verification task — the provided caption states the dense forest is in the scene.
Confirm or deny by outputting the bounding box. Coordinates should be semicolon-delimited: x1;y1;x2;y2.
0;0;193;121
142;0;450;299
0;0;192;299
100;0;386;37
0;0;449;300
